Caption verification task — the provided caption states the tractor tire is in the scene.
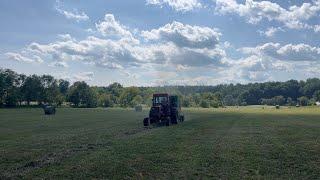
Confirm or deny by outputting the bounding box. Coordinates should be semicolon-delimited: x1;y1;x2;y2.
171;115;178;124
143;118;150;126
165;118;170;126
180;115;184;122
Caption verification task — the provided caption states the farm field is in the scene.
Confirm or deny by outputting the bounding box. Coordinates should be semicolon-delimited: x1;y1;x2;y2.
1;107;320;179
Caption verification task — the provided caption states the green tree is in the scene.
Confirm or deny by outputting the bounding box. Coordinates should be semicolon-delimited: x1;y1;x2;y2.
132;95;143;106
68;81;97;107
16;74;26;105
238;91;249;106
21;75;43;105
261;98;274;105
5;70;19;106
302;78;320;98
223;95;236;106
108;82;123;96
210;100;220;108
98;94;114;107
119;87;140;107
182;95;193;107
298;96;309;106
40;75;61;105
58;79;70;95
200;100;209;108
286;97;295;106
213;92;223;107
192;93;201;106
313;90;320;101
273;96;286;105
0;69;21;107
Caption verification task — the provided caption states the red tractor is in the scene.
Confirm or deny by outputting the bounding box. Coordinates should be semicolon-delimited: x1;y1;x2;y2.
143;93;184;126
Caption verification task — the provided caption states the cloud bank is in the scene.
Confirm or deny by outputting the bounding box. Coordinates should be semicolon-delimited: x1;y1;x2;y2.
215;0;320;30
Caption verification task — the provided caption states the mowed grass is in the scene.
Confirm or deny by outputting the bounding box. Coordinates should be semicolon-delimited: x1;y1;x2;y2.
1;107;320;179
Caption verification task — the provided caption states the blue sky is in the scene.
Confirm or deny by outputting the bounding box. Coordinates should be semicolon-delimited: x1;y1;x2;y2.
0;0;319;86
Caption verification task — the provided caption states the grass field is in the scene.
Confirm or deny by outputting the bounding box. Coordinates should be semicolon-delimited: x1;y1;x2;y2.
1;107;320;179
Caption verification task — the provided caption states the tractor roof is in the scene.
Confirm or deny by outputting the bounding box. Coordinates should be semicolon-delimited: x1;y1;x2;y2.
153;93;169;97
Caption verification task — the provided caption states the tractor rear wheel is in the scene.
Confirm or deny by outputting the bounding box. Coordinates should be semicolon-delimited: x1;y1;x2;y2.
143;118;150;126
179;115;184;122
165;117;170;126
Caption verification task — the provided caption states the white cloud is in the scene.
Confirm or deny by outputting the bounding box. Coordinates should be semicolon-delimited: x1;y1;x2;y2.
230;55;294;82
5;52;43;63
231;42;320;82
146;0;202;12
176;64;190;71
237;55;271;72
277;44;320;61
96;62;124;69
49;61;68;68
141;21;221;48
235;55;292;72
315;25;320;33
86;28;95;34
259;27;284;37
241;43;320;61
57;34;74;41
171;47;226;66
215;0;320;30
28;36;142;68
96;14;135;41
239;70;271;81
72;72;94;81
223;41;231;48
24;15;227;69
55;0;89;22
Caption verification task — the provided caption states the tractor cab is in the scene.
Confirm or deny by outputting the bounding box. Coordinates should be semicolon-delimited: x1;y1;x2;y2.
150;93;170;119
152;93;169;106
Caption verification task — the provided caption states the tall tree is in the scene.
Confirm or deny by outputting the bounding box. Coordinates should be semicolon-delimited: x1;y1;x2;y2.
21;75;43;105
58;79;70;95
302;78;320;98
313;90;320;102
0;69;20;106
68;81;97;107
119;87;140;107
40;75;61;104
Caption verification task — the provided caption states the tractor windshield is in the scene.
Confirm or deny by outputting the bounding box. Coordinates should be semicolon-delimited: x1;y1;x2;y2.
153;96;168;105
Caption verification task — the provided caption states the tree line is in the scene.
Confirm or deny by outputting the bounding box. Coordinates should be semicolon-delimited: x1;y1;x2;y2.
1;68;320;108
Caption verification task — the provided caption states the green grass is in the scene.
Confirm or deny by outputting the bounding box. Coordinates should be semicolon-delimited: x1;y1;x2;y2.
1;107;320;179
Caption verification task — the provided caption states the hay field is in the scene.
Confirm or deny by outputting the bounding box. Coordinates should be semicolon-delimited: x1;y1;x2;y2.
1;107;320;179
